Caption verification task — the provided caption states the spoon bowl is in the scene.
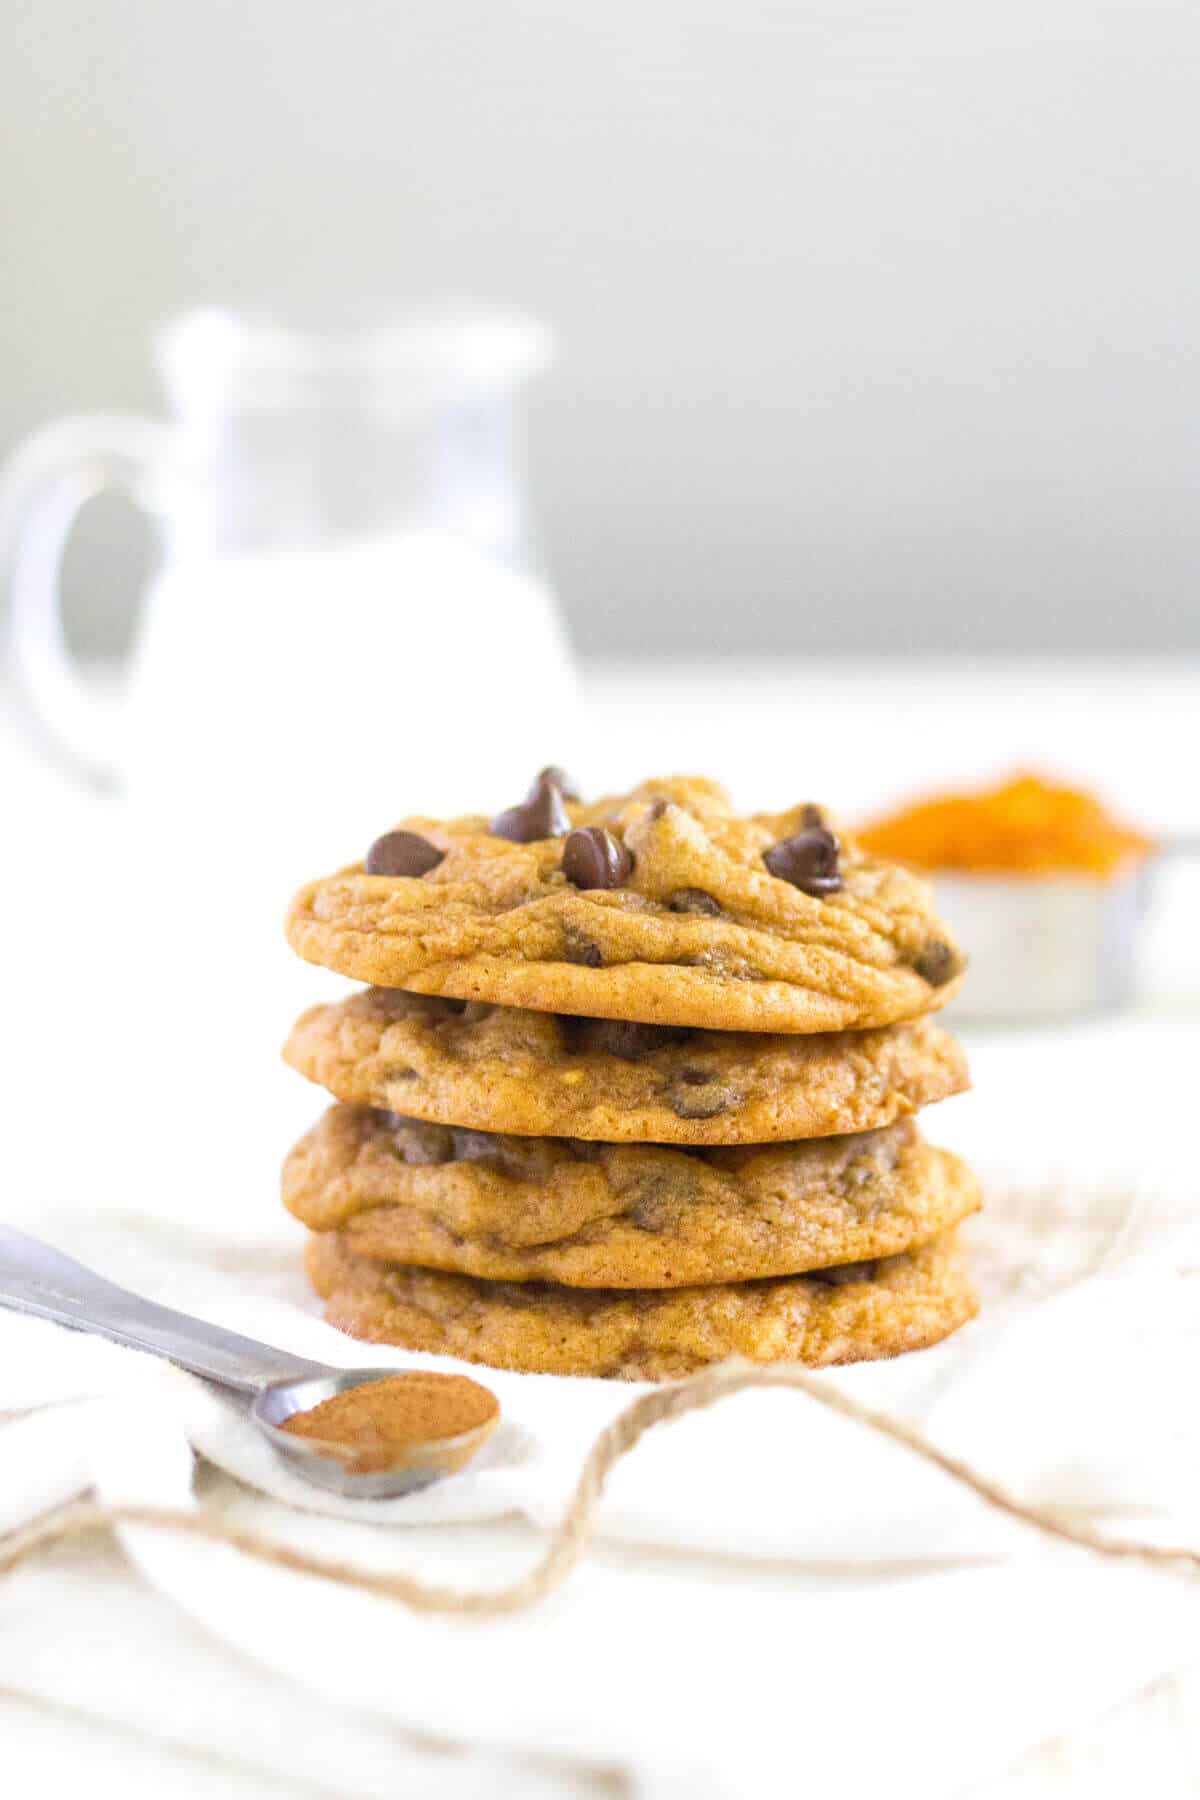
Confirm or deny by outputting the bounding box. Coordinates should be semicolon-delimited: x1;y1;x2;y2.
253;1368;501;1499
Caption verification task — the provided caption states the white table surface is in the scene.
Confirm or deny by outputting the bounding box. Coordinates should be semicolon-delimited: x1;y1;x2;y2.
3;652;1199;1798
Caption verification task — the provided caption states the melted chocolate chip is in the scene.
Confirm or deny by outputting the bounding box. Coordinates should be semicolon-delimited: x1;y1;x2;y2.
809;1260;877;1286
452;1128;504;1164
800;804;826;828
490;772;572;843
535;765;580;802
666;1068;735;1120
763;826;844;896
364;830;445;878
567;942;603;968
912;940;958;987
566;1017;686;1060
627;1189;675;1234
562;826;634;890
562;927;603;967
667;887;722;917
389;1119;455;1165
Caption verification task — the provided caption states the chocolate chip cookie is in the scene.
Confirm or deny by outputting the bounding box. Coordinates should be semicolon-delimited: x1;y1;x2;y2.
284;1107;980;1287
286;775;966;1032
304;1227;977;1378
284;988;969;1145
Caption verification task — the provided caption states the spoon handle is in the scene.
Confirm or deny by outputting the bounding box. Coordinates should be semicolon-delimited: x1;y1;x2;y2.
0;1226;327;1396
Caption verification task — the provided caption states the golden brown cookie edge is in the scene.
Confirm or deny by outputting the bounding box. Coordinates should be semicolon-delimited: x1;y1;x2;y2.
285;1106;982;1286
282;993;970;1144
304;1227;978;1380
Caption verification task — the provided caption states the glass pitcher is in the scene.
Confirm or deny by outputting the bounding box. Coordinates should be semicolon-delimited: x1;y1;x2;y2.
0;304;577;869
0;306;579;1223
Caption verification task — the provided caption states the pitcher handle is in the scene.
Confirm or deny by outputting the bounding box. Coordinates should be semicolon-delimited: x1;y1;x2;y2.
0;413;170;783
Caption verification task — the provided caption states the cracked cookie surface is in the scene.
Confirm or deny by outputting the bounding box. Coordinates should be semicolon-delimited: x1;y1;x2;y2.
286;776;966;1032
284;988;969;1145
305;1227;976;1378
284;1107;980;1287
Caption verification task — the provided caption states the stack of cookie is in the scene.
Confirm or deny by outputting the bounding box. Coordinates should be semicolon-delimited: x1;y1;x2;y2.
282;773;980;1380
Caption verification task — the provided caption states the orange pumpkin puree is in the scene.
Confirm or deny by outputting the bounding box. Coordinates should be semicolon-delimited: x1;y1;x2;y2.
857;771;1153;880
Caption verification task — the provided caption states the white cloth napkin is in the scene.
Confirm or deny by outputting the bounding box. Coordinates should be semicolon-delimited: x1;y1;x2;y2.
1;1142;1198;1799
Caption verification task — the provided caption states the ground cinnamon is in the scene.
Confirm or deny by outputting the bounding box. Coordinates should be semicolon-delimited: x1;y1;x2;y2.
280;1371;499;1475
857;770;1153;879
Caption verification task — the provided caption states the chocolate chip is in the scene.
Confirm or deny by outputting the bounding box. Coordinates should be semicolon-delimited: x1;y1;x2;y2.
562;826;633;890
912;940;958;987
535;765;580;802
562;929;604;967
809;1260;877;1286
647;798;672;821
627;1189;675;1234
451;1128;504;1163
567;1018;685;1060
667;888;722;917
800;804;825;828
491;772;571;843
389;1119;455;1165
364;830;445;878
666;1068;735;1120
764;826;844;896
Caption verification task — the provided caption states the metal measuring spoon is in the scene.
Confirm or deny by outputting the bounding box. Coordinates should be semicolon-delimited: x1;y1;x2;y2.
0;1226;499;1499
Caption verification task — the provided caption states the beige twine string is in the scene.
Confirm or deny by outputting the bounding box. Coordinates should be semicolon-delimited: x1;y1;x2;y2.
1;1358;1197;1615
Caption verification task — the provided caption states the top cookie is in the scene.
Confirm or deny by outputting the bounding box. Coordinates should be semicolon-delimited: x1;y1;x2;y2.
286;774;966;1032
